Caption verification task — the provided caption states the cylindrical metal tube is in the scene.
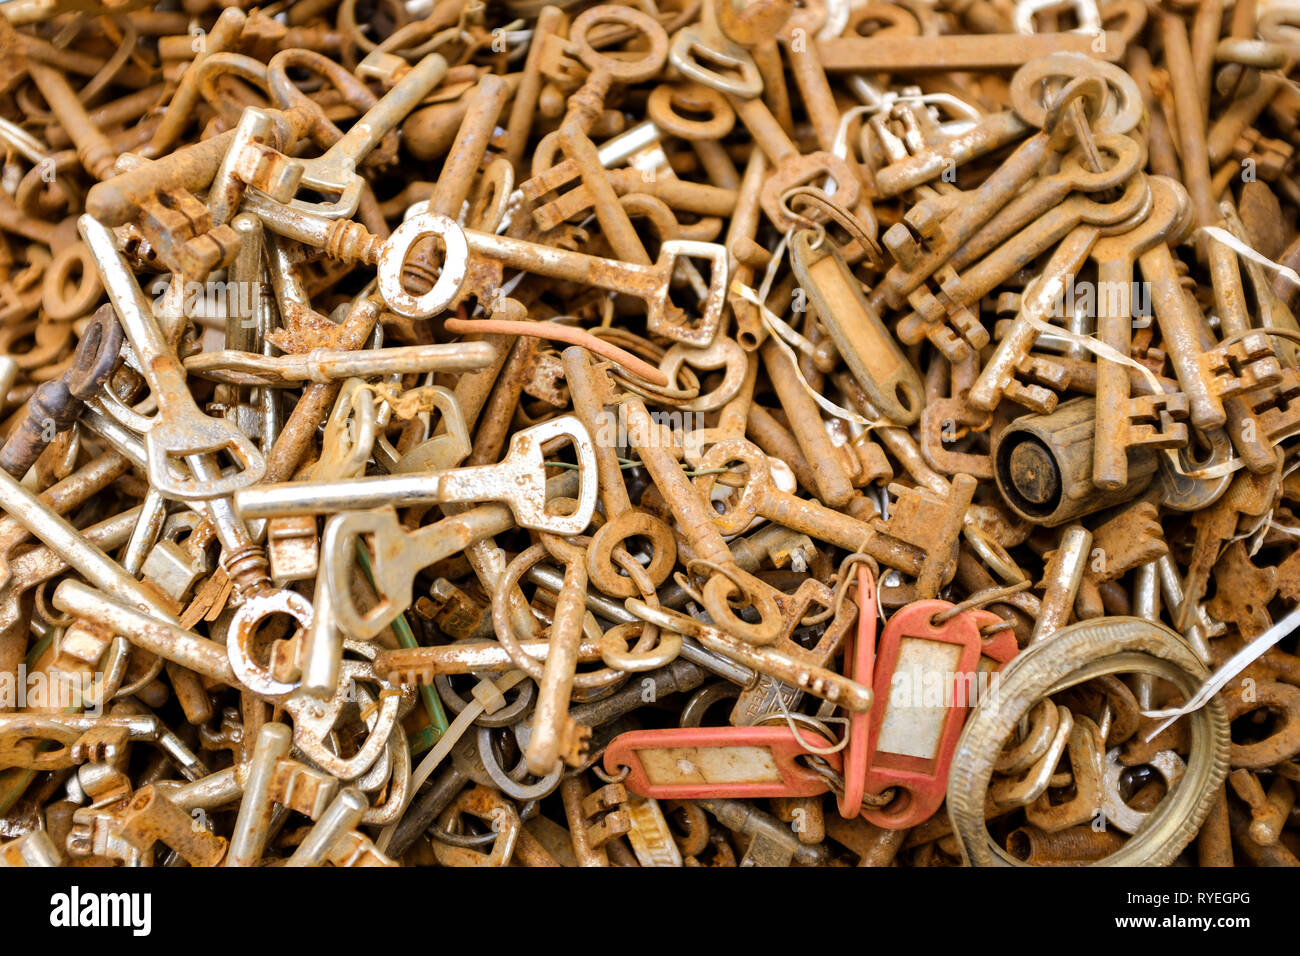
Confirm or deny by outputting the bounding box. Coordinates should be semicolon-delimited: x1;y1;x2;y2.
1029;525;1091;644
285;788;369;867
992;397;1157;526
225;723;292;867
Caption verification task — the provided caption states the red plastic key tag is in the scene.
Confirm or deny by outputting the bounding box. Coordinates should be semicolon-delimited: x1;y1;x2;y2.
861;600;1014;829
838;563;877;819
603;726;842;800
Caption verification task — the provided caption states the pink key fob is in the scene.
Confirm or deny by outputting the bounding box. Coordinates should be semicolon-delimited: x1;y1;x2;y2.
604;726;842;799
860;600;1015;829
837;564;876;819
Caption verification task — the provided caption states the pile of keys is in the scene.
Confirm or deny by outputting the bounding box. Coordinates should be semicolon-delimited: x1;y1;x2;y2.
0;0;1298;868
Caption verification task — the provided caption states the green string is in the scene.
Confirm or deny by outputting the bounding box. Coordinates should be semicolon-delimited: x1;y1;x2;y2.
354;540;448;756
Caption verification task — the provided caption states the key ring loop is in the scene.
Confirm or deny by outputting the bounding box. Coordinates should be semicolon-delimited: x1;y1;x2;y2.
931;581;1032;627
494;543;626;688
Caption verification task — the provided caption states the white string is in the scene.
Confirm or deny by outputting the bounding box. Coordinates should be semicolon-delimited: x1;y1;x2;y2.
1200;225;1300;288
1141;604;1300;739
375;670;526;854
771;691;851;757
734;234;884;429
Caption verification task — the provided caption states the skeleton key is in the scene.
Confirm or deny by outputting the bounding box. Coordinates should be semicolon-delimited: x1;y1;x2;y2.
247;194;729;343
946;134;1146;276
83;225;307;684
280;52;449;220
560;776;631;867
760;338;856;508
723;90;861;235
692;438;922;576
518;534;596;776
1135;185;1243;434
625;600;873;713
0;714;166;771
621;396;782;645
532;9;667;268
235;415;597;534
185;342;497;388
1090;176;1192;489
968;226;1096;414
52;579;242;691
79;215;265;500
874;74;1121;315
668;21;764;100
1220;201;1300;368
814;31;1126;74
873;109;1032;198
0;304;123;479
697;437;971;600
286;380;376;693
562;347;677;598
373;635;605;682
728;577;858;727
899;170;1151;361
556;5;669;135
0;464;176;627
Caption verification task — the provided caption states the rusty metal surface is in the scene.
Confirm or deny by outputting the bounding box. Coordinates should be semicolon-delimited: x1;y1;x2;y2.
0;0;1293;878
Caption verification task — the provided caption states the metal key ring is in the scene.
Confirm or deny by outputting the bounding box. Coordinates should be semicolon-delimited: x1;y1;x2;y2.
268;48;389;158
494;544;624;688
668;24;763;98
570;5;670;83
194;53;275;129
1009;53;1142;136
477;724;563;800
948;617;1228;867
678;680;742;727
